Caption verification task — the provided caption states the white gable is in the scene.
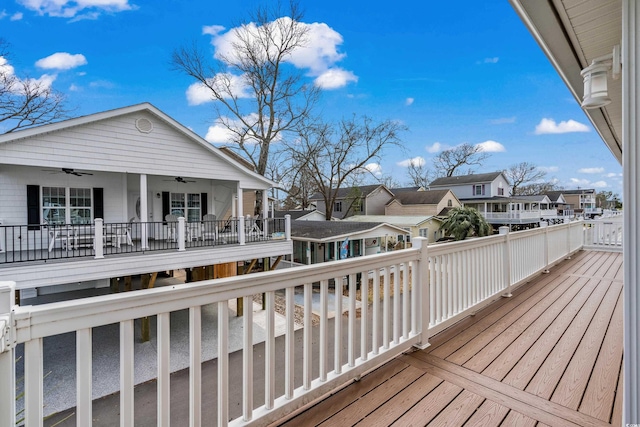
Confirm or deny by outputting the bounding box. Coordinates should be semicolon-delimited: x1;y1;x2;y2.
0;104;273;189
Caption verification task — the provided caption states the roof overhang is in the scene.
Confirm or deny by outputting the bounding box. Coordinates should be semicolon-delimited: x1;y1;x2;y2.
509;0;622;163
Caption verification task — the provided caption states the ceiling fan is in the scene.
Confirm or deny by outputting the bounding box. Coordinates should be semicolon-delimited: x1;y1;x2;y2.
42;168;93;176
164;176;196;184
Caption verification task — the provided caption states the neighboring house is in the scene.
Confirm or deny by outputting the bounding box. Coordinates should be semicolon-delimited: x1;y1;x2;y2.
309;184;395;219
542;191;575;218
274;210;326;221
385;189;461;217
0;103;292;297
429;171;512;199
558;189;602;218
289;221;408;265
343;214;445;244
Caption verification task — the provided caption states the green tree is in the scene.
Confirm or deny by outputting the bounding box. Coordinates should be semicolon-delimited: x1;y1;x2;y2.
439;207;492;241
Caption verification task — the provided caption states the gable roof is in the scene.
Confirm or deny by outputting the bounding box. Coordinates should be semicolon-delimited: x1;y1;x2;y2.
0;102;275;188
273;210;325;220
290;220;407;242
343;215;441;227
309;184;388;201
429;172;507;187
389;189;453;206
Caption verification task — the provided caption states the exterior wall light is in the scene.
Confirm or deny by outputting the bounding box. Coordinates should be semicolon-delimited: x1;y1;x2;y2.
581;44;621;109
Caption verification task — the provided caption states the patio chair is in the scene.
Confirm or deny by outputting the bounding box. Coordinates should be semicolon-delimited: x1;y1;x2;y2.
201;214;217;241
165;214;179;242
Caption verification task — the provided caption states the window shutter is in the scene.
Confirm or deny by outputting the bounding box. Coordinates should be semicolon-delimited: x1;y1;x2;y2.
27;185;40;230
162;192;170;223
201;193;208;217
482;184;486;195
93;188;104;220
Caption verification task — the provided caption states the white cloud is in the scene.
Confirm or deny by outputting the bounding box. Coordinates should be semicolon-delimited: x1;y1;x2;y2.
606;172;621;178
475;140;506;152
1;56;57;92
0;10;7;19
483;57;499;64
490;117;516;125
11;12;23;20
314;68;358;89
538;166;559;173
535;118;590;134
426;142;443;153
205;114;281;145
17;0;133;18
578;167;605;174
397;156;425;168
185;73;251;105
364;163;382;177
25;73;56;91
405;97;414;106
35;52;87;70
197;16;357;101
0;57;15;79
69;83;80;91
569;178;608;188
591;181;608;188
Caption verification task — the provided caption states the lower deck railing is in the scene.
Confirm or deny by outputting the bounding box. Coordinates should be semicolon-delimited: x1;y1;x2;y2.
0;219;602;426
0;217;288;264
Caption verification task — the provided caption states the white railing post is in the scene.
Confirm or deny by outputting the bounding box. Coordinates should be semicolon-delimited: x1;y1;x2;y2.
285;215;291;241
238;216;246;246
412;237;430;349
566;220;572;259
542;222;550;273
178;217;186;252
0;282;16;427
94;218;104;259
499;226;512;297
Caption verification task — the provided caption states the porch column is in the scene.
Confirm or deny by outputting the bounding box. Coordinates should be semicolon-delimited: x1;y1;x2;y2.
306;241;311;265
236;182;244;218
262;189;269;236
623;1;640;421
140;174;149;249
335;241;339;260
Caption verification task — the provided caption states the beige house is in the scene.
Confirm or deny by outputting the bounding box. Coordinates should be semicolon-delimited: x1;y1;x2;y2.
385;189;461;217
343;214;445;244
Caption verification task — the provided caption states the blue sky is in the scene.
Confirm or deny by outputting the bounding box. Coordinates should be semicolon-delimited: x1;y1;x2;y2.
0;0;623;196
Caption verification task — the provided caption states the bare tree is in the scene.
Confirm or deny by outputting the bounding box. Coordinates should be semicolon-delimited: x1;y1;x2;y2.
285;116;405;220
0;39;69;133
406;159;432;188
379;174;400;189
517;182;562;196
171;1;320;214
505;162;547;195
433;143;489;177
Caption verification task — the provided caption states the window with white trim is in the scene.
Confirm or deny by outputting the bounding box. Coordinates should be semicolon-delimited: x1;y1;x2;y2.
42;187;92;225
474;185;483;196
419;228;429;238
171;192;201;222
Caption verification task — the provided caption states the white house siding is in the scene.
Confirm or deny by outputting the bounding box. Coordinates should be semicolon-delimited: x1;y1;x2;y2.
0;111;269;190
0;165;123;224
432;175;511;199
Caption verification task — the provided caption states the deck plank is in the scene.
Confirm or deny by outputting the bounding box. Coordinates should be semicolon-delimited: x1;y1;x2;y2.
389;382;463;427
425;390;485;426
280;358;409;427
354;372;443;426
579;290;624;421
462;401;509;427
524;278;621;401
611;367;623;426
500;411;538;426
495;276;614;388
318;365;425;426
456;275;591;371
432;273;579;362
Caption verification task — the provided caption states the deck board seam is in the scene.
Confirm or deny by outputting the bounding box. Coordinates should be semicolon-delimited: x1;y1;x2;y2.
403;352;611;427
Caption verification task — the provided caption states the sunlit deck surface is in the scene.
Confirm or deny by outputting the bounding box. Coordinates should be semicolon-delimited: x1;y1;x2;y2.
281;250;623;427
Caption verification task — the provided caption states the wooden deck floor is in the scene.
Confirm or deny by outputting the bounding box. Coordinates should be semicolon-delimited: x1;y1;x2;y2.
280;250;623;427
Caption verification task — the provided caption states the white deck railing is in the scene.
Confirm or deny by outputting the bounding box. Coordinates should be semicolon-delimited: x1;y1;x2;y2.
0;220;590;426
583;218;623;251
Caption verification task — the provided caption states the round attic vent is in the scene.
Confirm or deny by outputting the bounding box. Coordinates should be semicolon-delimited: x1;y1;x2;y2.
135;118;153;133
